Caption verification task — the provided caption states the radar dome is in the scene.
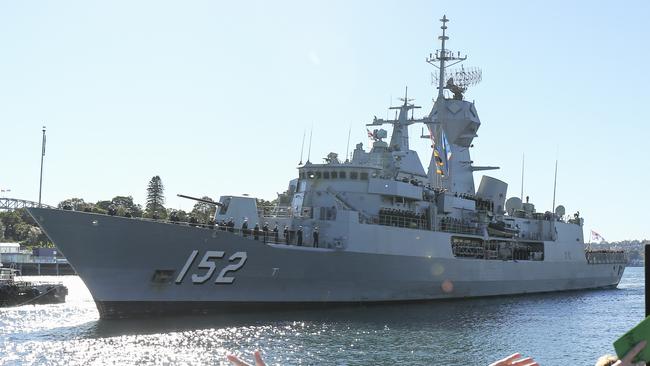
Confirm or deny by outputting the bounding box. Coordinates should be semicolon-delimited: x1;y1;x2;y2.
555;205;566;217
505;197;522;215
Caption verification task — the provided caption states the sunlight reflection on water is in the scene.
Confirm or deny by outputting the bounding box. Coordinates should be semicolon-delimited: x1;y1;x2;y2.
0;269;645;365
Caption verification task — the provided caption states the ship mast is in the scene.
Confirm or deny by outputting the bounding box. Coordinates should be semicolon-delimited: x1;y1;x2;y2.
426;15;467;100
424;16;483;191
367;86;426;153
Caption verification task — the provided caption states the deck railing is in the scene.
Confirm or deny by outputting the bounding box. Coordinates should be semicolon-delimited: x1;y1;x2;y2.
438;218;482;236
585;251;626;264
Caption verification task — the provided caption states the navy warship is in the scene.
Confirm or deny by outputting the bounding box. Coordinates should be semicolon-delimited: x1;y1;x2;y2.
29;16;626;319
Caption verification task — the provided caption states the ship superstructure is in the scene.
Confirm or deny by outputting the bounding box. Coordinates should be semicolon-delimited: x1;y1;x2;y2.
28;16;626;319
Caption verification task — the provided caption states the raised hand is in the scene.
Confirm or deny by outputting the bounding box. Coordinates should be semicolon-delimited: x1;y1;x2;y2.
227;350;266;366
489;353;539;366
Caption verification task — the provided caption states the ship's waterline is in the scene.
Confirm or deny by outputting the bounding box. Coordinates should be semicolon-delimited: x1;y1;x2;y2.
0;270;644;365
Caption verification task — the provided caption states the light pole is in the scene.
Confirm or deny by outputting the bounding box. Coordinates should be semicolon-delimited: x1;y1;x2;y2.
38;126;46;207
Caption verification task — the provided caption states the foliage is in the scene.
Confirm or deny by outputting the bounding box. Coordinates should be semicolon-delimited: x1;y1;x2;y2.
111;195;143;217
145;176;166;219
256;198;278;216
256;198;276;209
95;200;112;212
58;197;86;211
190;196;216;223
0;209;49;246
167;208;189;222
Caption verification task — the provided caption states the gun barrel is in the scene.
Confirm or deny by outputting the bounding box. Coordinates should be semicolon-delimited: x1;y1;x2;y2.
177;194;223;207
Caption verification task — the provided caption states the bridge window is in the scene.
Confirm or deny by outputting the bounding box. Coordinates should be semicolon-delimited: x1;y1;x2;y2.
360;172;368;180
323;171;330;179
308;171;315;179
339;171;347;179
331;171;338;179
350;172;358;179
315;171;322;179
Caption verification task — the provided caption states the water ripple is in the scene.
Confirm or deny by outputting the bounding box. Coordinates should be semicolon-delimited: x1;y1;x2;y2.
0;270;645;365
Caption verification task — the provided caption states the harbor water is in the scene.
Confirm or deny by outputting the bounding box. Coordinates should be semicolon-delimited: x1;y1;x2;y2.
0;267;644;365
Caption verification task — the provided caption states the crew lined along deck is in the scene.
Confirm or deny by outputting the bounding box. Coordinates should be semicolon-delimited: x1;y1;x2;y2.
451;236;545;261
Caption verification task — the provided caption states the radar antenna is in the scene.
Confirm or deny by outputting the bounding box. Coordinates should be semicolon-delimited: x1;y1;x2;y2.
426;15;481;100
432;66;482;100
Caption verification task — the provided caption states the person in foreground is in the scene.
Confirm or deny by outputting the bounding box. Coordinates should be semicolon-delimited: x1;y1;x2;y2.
227;351;265;366
226;351;539;366
595;340;647;366
227;340;647;366
488;353;538;366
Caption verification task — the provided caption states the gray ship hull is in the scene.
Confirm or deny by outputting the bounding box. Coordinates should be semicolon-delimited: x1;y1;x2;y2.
28;208;624;319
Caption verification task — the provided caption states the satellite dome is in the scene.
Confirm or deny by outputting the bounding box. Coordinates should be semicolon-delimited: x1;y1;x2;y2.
505;197;522;215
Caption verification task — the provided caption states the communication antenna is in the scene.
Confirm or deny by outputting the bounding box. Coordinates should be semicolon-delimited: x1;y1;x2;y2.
399;86;415;106
387;94;392;120
299;130;306;165
306;126;313;164
38;125;46;207
426;15;480;100
520;153;525;202
552;159;558;212
552;148;559;213
345;126;351;163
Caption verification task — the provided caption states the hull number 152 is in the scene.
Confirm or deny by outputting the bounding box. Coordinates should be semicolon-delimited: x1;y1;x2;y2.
175;250;248;284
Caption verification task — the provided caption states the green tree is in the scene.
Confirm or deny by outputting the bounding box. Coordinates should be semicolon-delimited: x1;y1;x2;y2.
94;200;111;213
16;224;43;246
58;198;86;211
190;196;217;223
145;176;166;219
0;210;22;241
167;208;189;222
111;195;143;217
256;198;278;216
0;209;49;246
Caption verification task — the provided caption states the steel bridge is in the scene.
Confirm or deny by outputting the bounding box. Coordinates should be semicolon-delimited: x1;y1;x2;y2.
0;198;54;211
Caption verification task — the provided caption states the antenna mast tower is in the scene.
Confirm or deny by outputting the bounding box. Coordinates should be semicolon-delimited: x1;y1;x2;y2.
426;15;481;100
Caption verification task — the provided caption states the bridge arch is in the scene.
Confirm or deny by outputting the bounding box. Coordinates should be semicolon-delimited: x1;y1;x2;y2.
0;198;54;211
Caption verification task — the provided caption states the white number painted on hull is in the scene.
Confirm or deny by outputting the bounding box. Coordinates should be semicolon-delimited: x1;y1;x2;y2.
175;250;248;285
192;251;225;284
214;252;247;284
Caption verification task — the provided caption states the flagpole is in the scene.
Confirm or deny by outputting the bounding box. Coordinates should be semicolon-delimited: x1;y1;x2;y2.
38;126;46;207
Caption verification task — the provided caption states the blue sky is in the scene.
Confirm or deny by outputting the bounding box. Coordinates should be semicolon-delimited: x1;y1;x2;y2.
1;0;649;241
